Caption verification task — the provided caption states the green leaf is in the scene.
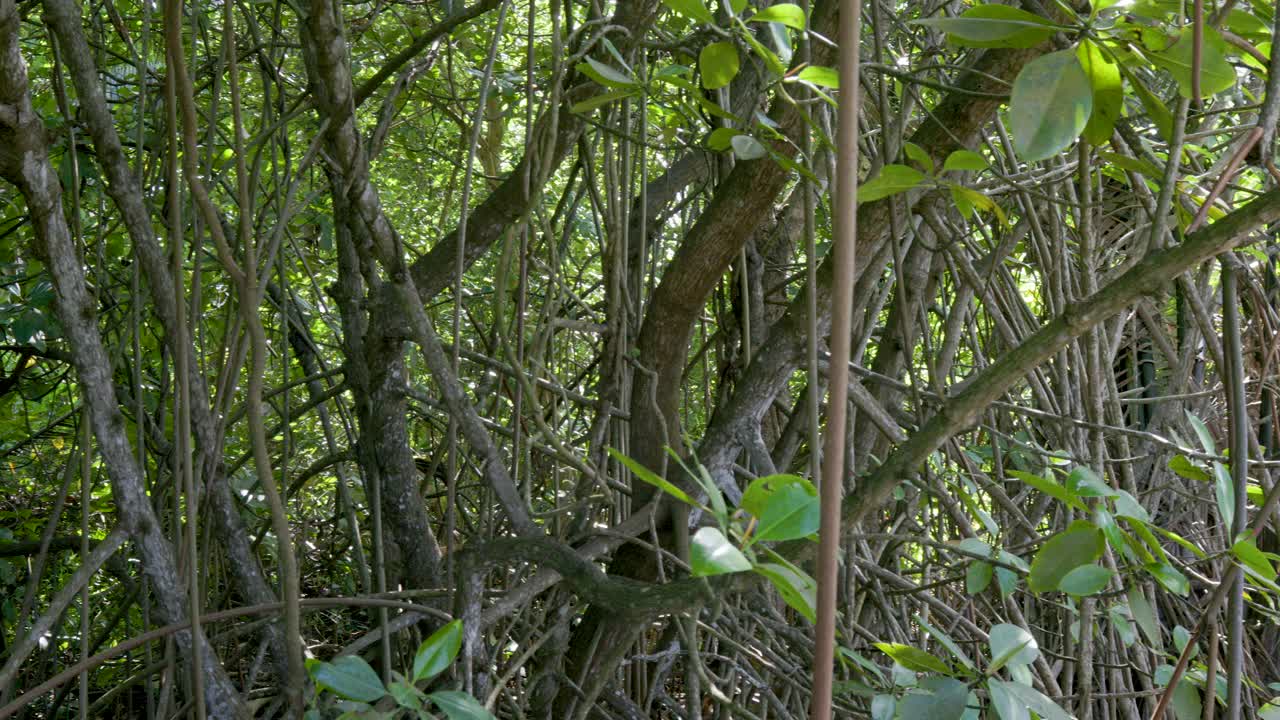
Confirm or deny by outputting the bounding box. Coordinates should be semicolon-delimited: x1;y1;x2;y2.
913;5;1055;48
872;694;897;720
943;149;988;172
1213;461;1235;530
690;526;751;576
858;164;926;202
904;142;934;173
898;677;969;720
988;623;1039;672
707;127;741;151
608;448;699;507
1123;67;1175;142
1008;470;1086;512
661;0;715;24
749;3;806;29
949;185;1007;225
1028;523;1104;593
796;65;839;88
1008;49;1093;162
700;42;741;89
754;562;817;622
1145;562;1190;596
916;614;975;670
966;561;994;595
580;57;635;87
874;643;953;674
413;619;462;683
1185;411;1216;453
1058;564;1114;596
570;89;637;114
1068;466;1116;498
388;681;425;710
990;679;1073;720
731;134;768;161
1077;40;1122;145
987;679;1029;720
428;690;498;720
310;656;386;703
1128;589;1162;650
1156;665;1203;720
1151;27;1236;98
1232;537;1278;580
1168;454;1211;482
741;474;819;542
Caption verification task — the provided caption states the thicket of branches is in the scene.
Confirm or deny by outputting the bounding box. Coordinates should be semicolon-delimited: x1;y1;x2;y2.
2;0;1280;718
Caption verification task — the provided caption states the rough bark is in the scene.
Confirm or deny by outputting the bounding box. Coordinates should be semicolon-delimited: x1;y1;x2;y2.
0;5;247;714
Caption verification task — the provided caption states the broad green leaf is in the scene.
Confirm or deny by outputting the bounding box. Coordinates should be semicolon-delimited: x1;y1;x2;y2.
700;42;741;89
1128;588;1162;650
1028;523;1104;593
995;567;1019;597
966;560;994;595
1110;604;1137;646
1145;562;1190;596
871;694;897;720
731;134;769;161
388;681;424;710
797;65;839;88
570;89;637;114
1077;40;1122;145
1152;27;1236;98
1123;67;1175;141
1185;411;1216;453
1008;49;1093;162
754;562;817;622
310;656;386;703
898;677;968;720
608;448;699;507
661;0;715;24
707;127;742;151
1225;8;1270;40
874;642;952;674
1213;461;1235;530
741;474;819;542
749;3;806;29
581;57;635;87
1168;454;1211;482
858;164;926;202
949;185;1008;225
1008;470;1086;512
991;679;1073;720
413;619;462;683
1068;466;1116;498
1095;508;1128;557
1058;564;1114;596
690;526;751;576
913;5;1055;48
1260;698;1280;720
839;646;887;684
987;679;1029;720
904;142;934;173
428;690;498;720
916;614;975;670
943;149;988;172
988;623;1039;672
1155;665;1203;720
1232;537;1278;581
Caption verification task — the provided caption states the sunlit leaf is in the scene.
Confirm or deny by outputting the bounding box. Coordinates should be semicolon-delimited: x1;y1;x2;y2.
700;42;741;89
690;527;751;576
1008;50;1093;162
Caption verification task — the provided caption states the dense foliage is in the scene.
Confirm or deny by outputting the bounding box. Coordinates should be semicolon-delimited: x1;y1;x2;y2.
2;0;1280;718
